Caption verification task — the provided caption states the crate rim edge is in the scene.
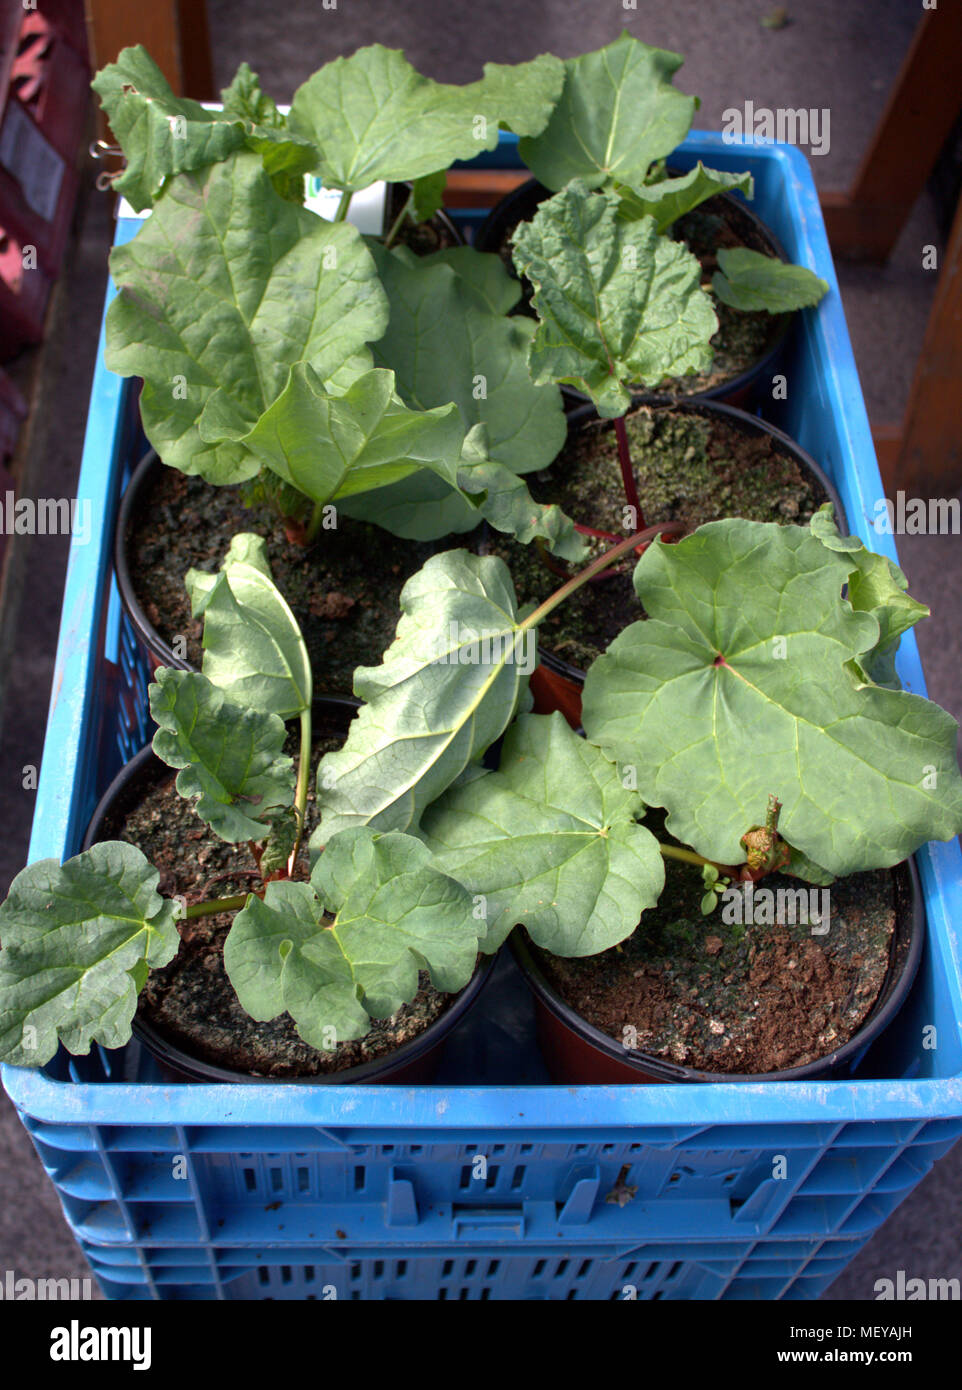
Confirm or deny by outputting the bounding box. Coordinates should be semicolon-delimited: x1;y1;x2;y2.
6;130;962;1127
4;1066;962;1126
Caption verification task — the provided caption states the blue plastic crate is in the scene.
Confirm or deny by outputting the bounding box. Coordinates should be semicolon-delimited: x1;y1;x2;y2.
13;1030;961;1259
78;1235;872;1301
4;132;962;1302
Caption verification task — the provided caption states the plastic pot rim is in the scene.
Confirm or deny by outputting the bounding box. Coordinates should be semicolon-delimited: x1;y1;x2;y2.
538;396;849;687
81;733;495;1086
510;856;925;1084
114;447;192;673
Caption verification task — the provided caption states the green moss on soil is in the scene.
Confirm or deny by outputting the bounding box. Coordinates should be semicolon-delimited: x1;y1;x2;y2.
488;405;827;668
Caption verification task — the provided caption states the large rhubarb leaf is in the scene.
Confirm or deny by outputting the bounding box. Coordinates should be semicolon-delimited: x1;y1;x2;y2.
413;245;522;315
0;845;179;1066
313;550;533;841
518;33;696;193
421;713;664;954
512;181;717;416
810;504;929;690
92;46;249;211
150;667;294;842
236;363;464;504
369;246;566;477
616;164;754;234
186;534;311;719
224;828;480;1045
712;247;828;313
336;246;576;550
104;151;388;486
581;518;962;875
289;45;563;195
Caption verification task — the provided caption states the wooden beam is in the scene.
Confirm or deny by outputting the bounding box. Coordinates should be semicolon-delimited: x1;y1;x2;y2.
821;7;962;262
84;0;214;139
174;0;215;102
443;169;529;208
890;192;962;496
871;423;902;492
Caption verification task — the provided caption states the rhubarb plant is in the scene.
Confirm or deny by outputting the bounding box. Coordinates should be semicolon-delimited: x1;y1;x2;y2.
91;48;317;211
580;517;962;880
517;31;828;315
2;517;960;1062
313;516;962;960
93;43;563;217
287;43;564;224
96;43;578;554
0;537;483;1065
103;149;577;553
510;177;716;531
511;179;718;418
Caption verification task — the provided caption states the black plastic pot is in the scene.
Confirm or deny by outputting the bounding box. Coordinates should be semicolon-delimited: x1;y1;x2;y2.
474;175;793;410
512;857;924;1085
115;447;193;674
82;702;495;1085
537;397;849;690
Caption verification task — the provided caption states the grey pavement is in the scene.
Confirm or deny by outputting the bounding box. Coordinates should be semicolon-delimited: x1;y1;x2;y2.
0;0;958;1302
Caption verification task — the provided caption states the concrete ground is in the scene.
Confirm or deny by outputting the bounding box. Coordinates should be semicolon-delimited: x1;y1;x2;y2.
0;0;958;1301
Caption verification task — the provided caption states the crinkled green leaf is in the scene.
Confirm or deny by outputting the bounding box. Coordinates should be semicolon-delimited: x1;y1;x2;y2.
104;151;388;486
220;61;284;127
220;61;318;201
289;45;563;195
149;667;294;842
237;363;464;505
810;504;929;690
581;518;962;875
0;844;179;1066
313;550;532;841
421;713;664;954
259;809;300;877
712;247;829;313
616;164;754;234
518;33;696;193
187;534;311;718
224;828;480;1045
91;45;249;211
512;181;717;416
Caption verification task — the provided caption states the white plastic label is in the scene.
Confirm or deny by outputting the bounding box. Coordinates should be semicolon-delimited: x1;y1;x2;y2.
118;175;387;233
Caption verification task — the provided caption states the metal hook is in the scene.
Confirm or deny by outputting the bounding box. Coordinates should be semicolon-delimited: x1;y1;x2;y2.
89;139;122;160
95;169;118;192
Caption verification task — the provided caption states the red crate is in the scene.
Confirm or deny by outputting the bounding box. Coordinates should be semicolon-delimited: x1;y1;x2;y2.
0;0;89;278
0;219;52;356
